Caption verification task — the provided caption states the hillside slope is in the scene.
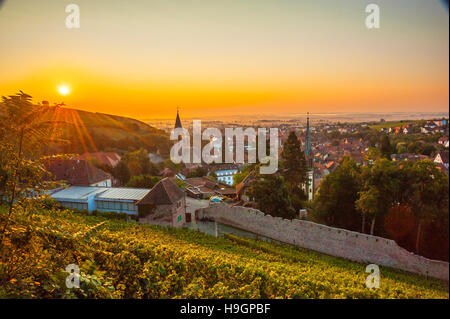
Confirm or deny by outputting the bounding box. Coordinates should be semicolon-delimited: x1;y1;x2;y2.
0;206;448;299
39;106;171;155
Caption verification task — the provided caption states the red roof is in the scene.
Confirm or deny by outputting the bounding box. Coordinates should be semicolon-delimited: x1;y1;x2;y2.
73;152;121;167
44;159;111;186
137;178;184;205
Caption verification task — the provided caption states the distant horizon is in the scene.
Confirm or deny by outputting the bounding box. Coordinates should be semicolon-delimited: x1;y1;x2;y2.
46;103;450;122
1;91;448;122
1;0;448;118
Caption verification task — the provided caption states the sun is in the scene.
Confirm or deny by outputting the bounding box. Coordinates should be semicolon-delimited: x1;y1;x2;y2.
58;85;71;96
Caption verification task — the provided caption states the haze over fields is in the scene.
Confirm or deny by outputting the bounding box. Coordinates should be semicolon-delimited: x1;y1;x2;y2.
0;0;448;118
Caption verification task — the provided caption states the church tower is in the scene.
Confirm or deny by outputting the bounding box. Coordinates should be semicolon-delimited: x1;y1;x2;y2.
305;112;314;201
305;112;312;167
175;107;182;129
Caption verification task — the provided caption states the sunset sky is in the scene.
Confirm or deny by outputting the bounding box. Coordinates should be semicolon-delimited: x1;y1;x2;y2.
0;0;448;119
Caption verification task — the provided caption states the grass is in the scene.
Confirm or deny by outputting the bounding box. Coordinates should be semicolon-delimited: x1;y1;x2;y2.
369;120;427;130
0;205;448;299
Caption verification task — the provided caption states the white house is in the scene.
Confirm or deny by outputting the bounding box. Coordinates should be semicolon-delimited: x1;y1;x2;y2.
213;164;239;186
434;152;449;169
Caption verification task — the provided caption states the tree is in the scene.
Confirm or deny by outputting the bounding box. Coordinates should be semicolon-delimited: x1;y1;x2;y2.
247;174;295;219
364;147;381;162
0;92;62;247
113;161;131;185
163;158;183;173
126;175;161;188
312;156;361;230
409;160;449;254
359;158;401;235
280;131;308;210
379;135;392;159
186;167;207;178
233;164;254;186
121;148;158;176
355;186;379;234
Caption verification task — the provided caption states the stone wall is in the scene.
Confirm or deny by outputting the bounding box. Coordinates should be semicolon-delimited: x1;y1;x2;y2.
196;204;449;281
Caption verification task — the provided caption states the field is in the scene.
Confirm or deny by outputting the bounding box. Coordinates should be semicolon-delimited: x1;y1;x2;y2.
0;206;448;299
369;120;426;130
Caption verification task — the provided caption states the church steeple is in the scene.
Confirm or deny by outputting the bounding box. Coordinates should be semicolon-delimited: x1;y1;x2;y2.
305;112;312;158
175;107;182;129
305;112;314;201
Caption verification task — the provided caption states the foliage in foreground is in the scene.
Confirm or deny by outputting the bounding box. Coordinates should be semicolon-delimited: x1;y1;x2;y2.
0;206;448;299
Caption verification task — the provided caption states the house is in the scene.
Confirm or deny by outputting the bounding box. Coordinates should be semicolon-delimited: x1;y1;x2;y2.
137;178;186;227
438;137;449;148
436;163;449;175
73;152;121;168
44;159;112;187
434;151;449;169
211;164;239;186
325;161;336;170
185;177;236;199
403;127;412;134
51;186;150;215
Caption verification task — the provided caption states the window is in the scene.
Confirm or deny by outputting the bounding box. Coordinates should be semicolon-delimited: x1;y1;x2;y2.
177;215;182;223
60;201;87;211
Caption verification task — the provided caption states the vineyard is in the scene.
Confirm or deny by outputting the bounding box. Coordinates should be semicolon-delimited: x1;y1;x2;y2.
0;205;448;299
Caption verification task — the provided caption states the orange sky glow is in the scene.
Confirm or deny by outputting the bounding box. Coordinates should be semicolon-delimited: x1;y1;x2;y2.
0;0;448;119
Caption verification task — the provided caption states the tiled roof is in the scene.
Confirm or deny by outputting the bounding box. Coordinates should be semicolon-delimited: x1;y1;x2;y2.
137;178;184;205
73;152;121;167
438;151;449;164
44;159;111;186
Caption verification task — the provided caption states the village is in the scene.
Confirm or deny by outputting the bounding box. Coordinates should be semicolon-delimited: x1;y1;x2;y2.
43;111;449;232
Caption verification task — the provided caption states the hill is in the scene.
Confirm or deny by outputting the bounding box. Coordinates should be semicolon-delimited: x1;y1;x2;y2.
0;205;448;299
39;106;171;155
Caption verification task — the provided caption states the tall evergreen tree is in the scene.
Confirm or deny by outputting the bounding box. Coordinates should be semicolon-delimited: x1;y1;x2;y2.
280;131;308;210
